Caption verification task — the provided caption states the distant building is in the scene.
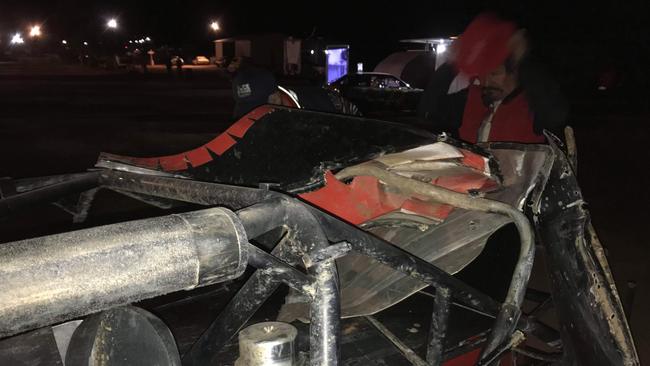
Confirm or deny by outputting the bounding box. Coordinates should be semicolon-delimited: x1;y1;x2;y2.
213;34;302;76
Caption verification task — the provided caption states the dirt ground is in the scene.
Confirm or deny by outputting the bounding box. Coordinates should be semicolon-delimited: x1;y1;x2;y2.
0;63;648;364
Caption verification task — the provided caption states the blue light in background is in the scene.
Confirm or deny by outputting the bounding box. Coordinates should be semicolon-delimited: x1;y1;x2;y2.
326;48;349;84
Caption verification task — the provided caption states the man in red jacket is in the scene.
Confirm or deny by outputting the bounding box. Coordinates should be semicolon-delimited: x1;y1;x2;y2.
418;13;568;143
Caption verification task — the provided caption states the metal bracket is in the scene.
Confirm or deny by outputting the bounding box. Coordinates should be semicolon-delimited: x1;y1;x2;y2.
302;242;351;268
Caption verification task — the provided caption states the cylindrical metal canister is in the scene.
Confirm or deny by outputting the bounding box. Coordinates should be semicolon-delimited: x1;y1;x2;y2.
0;207;248;337
236;322;298;366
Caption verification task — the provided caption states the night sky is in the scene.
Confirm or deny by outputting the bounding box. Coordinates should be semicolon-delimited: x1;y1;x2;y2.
1;1;647;45
2;1;649;88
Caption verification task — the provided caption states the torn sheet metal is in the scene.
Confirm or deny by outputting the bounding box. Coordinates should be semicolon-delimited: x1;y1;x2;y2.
333;143;554;317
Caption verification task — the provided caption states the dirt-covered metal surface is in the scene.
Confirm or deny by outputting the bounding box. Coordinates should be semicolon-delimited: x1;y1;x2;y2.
0;207;248;338
535;137;639;365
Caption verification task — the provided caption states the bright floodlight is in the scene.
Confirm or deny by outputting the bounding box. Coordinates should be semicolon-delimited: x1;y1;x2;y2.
61;40;67;45
83;41;88;46
11;33;24;45
29;25;42;37
145;36;151;41
437;43;447;54
210;21;220;31
107;18;118;29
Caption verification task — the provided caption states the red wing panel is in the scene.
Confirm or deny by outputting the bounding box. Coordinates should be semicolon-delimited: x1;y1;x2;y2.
299;171;463;225
244;105;276;121
460;149;487;173
443;348;481;366
226;118;256;138
186;147;213;168
205;133;237;156
95;106;276;172
159;154;188;171
299;146;496;226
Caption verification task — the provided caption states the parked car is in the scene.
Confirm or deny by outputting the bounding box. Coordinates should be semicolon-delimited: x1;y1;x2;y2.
192;56;210;65
326;72;423;119
330;72;412;90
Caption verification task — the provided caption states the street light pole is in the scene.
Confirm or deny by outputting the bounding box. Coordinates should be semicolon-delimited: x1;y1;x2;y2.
104;18;120;63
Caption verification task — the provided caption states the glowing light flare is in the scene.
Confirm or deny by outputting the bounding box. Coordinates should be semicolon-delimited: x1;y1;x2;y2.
210;21;220;31
107;18;118;29
29;25;42;37
11;33;24;45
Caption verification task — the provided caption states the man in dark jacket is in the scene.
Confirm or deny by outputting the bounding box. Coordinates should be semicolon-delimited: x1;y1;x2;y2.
228;57;279;120
228;57;361;119
418;13;568;143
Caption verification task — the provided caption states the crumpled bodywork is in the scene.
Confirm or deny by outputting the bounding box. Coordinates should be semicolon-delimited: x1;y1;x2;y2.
92;108;637;365
0;106;639;365
305;143;554;317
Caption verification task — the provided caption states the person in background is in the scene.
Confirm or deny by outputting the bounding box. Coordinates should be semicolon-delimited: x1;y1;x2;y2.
228;56;361;119
227;57;280;120
417;13;568;143
418;14;571;313
174;54;184;77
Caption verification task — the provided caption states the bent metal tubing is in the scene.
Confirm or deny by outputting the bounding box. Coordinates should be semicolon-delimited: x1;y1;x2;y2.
97;170;531;364
335;161;535;363
100;170;502;315
183;197;341;366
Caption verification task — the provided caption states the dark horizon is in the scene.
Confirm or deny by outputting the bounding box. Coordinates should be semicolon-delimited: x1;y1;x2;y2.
1;1;648;45
2;1;650;92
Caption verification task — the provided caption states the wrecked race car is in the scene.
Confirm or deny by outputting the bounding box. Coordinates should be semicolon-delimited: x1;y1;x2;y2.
0;106;639;365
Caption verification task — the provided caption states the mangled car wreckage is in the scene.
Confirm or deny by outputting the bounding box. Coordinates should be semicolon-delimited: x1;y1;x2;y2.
0;106;640;365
